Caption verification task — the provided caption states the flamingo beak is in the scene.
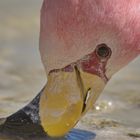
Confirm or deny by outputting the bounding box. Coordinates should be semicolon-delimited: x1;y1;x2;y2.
39;65;105;137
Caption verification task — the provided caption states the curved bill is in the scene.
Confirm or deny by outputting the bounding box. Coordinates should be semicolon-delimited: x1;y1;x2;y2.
39;66;105;137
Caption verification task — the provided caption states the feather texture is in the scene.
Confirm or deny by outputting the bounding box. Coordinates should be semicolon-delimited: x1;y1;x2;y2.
40;0;140;77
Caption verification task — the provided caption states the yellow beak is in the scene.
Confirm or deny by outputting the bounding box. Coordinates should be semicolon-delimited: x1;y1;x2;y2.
39;66;105;137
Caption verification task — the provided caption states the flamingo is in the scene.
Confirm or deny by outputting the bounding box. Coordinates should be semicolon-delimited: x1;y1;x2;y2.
0;0;140;139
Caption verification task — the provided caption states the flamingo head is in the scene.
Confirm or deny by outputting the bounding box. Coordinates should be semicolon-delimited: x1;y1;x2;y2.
39;0;140;137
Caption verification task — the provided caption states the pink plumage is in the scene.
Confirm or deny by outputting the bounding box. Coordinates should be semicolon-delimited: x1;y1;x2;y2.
40;0;140;77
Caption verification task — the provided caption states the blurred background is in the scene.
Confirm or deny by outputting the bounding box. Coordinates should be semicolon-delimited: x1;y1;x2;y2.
0;1;139;140
0;0;45;115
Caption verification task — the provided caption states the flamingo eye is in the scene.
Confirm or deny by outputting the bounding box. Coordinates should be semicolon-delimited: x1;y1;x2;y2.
96;44;112;59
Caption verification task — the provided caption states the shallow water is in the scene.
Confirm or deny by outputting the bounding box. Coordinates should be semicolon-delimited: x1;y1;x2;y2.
0;1;140;140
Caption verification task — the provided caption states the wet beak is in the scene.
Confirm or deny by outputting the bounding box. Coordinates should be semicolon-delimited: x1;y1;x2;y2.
39;66;105;137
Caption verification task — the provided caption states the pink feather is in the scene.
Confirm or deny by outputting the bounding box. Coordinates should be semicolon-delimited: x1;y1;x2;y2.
40;0;140;77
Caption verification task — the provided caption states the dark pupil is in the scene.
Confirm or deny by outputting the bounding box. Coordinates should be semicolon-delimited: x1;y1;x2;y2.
97;44;110;58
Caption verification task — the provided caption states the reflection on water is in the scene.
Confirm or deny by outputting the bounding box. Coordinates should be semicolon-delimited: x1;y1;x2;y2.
0;1;140;140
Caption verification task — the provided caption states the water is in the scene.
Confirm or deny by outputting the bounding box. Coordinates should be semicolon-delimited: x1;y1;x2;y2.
0;1;140;140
